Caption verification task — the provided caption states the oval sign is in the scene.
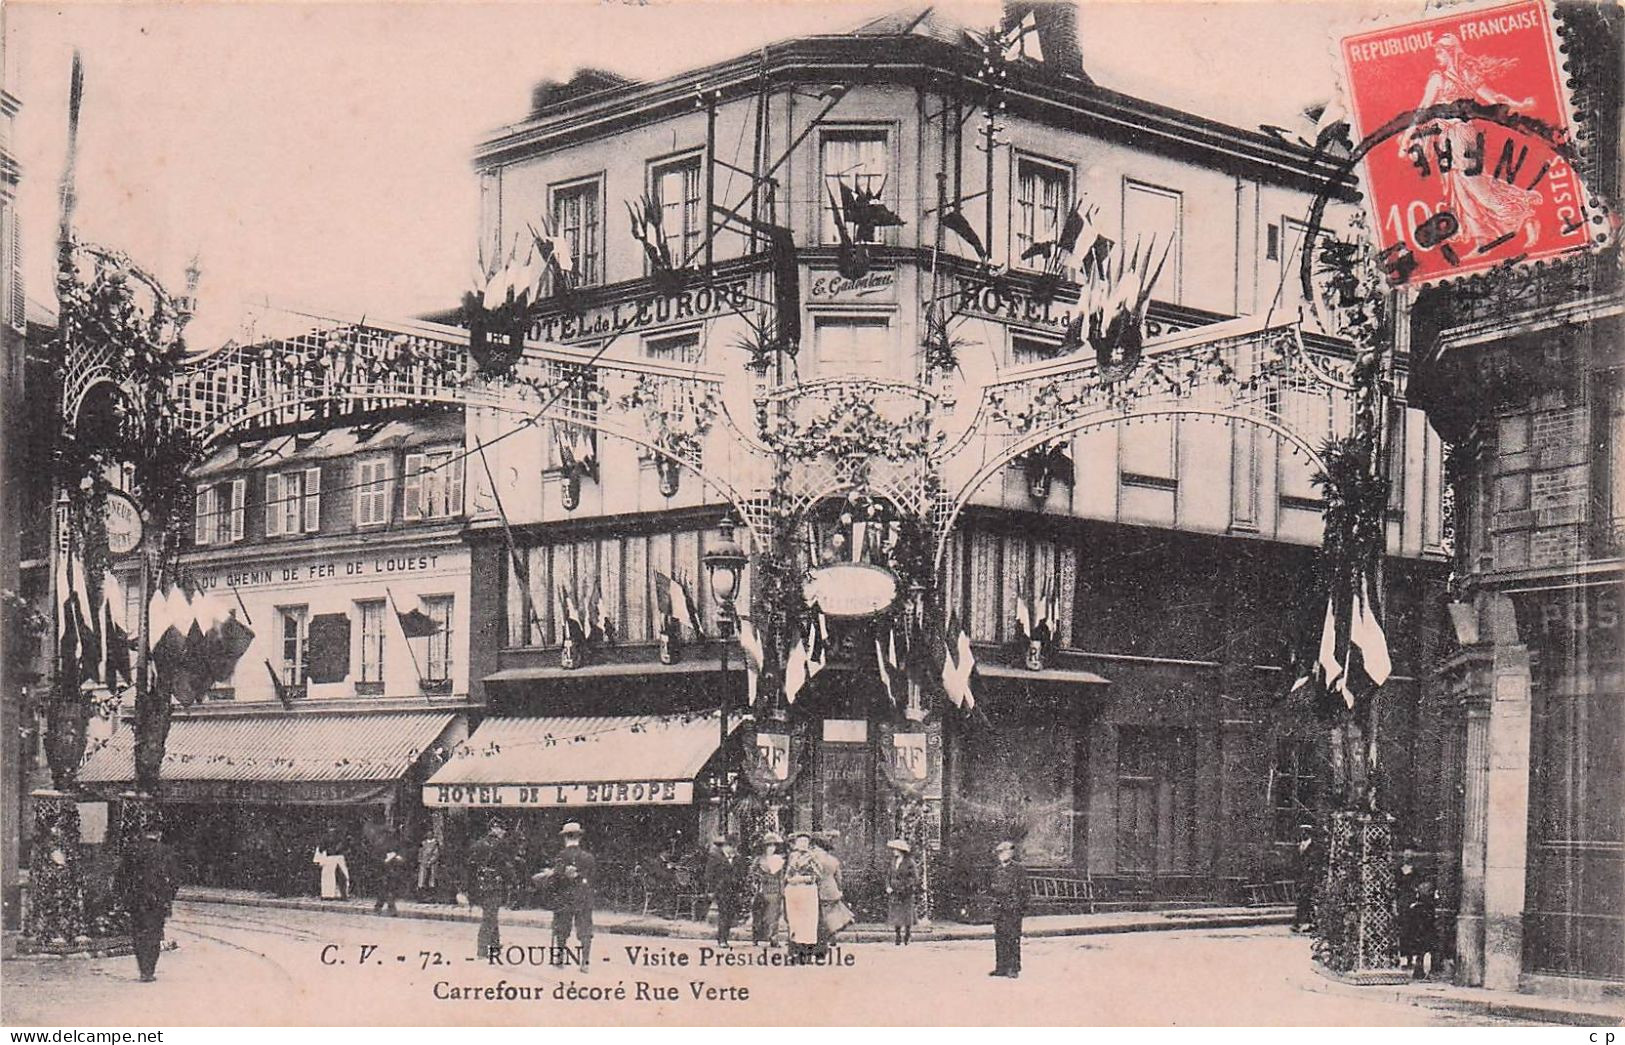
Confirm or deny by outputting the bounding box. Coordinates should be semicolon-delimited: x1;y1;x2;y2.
104;490;144;556
803;563;899;618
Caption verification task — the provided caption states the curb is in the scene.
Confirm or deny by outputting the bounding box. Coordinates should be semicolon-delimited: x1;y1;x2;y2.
175;890;1293;943
1298;967;1625;1026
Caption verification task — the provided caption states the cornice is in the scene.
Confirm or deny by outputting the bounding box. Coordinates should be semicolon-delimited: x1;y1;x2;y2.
477;35;1354;196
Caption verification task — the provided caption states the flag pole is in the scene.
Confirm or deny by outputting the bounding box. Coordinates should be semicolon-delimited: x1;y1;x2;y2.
385;585;427;688
474;435;543;643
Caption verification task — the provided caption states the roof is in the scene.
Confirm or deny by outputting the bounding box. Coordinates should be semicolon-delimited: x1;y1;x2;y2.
78;711;457;785
485;661;738;684
426;712;732;789
192;413;463;478
977;662;1110;686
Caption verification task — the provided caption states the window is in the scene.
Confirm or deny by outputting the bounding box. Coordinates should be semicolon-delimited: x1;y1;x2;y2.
1014;157;1070;267
1277;218;1334;313
811;315;893;379
121;575;142;637
422;595;454;684
1271;737;1319;844
650;154;703;269
357;600;385;684
1120;417;1177;485
1122;180;1182;303
1011;334;1063;366
404;449;465;521
278;606;309;686
194;480;246;546
355;456;393;527
552;179;602;287
644;330;702;365
265;468;321;537
820;129;889;244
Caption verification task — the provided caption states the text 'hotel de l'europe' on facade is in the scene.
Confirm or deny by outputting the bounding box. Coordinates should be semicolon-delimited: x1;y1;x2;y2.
51;0;1540;953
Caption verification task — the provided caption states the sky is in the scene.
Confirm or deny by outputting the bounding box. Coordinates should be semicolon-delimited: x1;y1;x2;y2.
6;0;1415;351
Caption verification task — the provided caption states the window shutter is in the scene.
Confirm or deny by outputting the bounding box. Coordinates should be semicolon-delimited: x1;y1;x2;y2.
306;613;352;684
354;460;372;525
448;456;465;518
303;467;322;532
194;485;212;546
403;453;425;521
229;479;246;542
8;213;23;332
266;473;284;537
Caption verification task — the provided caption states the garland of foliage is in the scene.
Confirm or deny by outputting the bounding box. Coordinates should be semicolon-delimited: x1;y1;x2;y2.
614;374;719;463
753;394;943;476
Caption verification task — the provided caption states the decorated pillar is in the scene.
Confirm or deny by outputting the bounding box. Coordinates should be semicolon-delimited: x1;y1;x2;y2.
22;791;88;946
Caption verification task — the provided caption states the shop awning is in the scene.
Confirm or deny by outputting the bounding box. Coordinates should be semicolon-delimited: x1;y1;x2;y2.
978;663;1111;686
78;711;459;805
423;712;733;808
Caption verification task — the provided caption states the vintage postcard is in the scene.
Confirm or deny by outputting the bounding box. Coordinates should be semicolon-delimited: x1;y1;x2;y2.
1;0;1620;1031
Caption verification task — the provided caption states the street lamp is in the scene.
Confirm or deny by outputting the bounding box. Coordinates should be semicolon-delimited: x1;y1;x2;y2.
702;516;748;832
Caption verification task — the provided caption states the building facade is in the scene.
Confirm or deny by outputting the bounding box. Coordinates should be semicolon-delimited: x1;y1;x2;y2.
1409;3;1623;990
442;4;1457;916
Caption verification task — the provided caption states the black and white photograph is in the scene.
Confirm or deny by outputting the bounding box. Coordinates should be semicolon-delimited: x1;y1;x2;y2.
0;0;1620;1030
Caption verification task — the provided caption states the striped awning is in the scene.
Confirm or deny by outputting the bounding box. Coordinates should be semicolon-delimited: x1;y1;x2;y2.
423;713;732;808
79;711;459;805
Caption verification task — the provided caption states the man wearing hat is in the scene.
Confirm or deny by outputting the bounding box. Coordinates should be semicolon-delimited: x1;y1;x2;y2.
988;840;1027;978
464;819;514;959
536;822;597;970
704;834;742;947
116;824;182;982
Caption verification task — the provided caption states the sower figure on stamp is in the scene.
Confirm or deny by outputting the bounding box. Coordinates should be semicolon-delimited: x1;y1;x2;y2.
705;834;741;947
116;825;182;983
535;821;597;972
462;820;512;959
989;840;1027;979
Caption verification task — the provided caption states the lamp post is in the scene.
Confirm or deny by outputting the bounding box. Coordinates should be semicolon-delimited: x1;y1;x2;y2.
702;516;747;833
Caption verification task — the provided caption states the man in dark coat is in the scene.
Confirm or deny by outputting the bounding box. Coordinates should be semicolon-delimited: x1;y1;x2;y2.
704;836;741;947
535;821;597;971
463;820;512;959
373;831;411;917
1293;823;1321;932
116;827;182;982
988;840;1027;978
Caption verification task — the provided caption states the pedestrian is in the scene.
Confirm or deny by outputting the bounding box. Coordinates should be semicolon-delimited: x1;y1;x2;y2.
416;832;442;899
462;820;512;959
704;835;741;947
811;831;851;956
750;832;786;948
373;832;409;916
989;840;1027;978
1402;879;1438;979
1293;822;1320;933
534;821;597;972
115;825;182;983
782;831;822;959
884;838;917;946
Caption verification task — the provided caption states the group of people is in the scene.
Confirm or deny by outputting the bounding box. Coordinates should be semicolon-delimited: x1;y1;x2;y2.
1292;825;1439;979
463;819;598;969
308;827;440;915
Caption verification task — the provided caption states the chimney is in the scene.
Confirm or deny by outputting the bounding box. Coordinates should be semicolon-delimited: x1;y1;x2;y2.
1005;0;1086;80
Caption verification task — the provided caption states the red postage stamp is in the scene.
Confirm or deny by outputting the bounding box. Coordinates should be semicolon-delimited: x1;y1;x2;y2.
1339;0;1606;285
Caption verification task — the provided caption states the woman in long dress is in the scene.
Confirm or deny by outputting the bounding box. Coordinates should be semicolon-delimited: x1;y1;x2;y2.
750;832;786;947
313;847;347;900
782;832;822;957
1399;33;1541;251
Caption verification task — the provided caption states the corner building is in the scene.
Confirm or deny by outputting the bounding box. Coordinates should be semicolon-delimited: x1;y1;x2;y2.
449;3;1456;917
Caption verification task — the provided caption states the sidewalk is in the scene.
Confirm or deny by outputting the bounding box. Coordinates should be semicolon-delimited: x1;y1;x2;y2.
1300;964;1625;1027
174;884;1293;942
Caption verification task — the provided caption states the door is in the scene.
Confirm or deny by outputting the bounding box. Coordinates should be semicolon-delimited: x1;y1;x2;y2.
1115;727;1194;877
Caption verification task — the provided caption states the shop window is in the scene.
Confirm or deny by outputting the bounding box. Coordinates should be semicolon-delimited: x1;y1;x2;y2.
1271;736;1319;844
551;178;602;287
1014;156;1070;268
404;449;464;521
354;456;393;528
650;153;704;269
266;468;321;537
1121;180;1182;303
812;315;893;380
357;600;385;688
278;606;309;687
422;595;454;687
820;129;890;245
